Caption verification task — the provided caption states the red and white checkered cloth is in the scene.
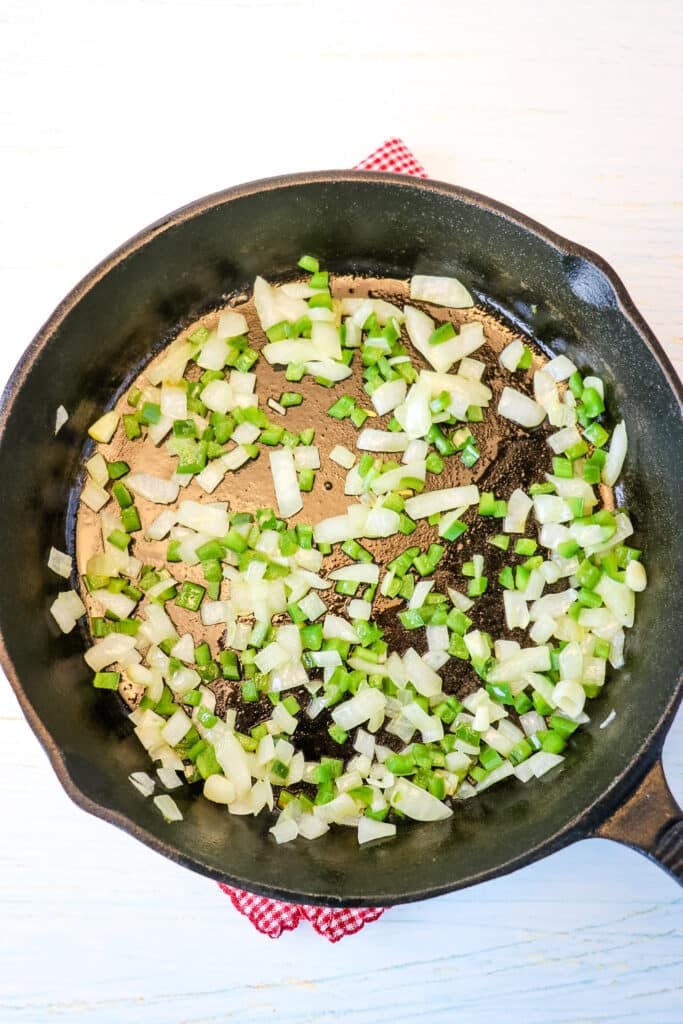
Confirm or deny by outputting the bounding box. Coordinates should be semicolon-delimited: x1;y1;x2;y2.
219;139;426;941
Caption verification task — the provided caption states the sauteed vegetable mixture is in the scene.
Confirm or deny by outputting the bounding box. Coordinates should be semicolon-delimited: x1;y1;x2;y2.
49;257;644;844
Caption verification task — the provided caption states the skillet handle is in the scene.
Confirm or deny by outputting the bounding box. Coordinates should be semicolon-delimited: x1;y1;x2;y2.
596;758;682;883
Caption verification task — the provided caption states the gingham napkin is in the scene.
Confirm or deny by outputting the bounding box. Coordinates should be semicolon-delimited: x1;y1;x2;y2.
220;138;426;941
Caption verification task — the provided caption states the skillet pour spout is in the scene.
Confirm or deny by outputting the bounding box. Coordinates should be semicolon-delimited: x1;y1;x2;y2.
0;171;680;903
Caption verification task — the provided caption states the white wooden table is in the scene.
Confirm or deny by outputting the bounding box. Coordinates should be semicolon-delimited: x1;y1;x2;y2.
1;1;681;1020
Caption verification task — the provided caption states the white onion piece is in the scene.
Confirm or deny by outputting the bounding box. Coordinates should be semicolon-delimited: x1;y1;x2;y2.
84;632;137;671
231;421;260;446
419;321;486;374
409;274;473;308
50;591;85;633
348;598;371;621
595;573;635;628
48;547;72;578
81;480;109;512
463;630;490;662
459;356;485;381
54;404;69;435
129;771;155;797
263;339;318;364
404;484;479;520
403;702;444;743
409;580;434;610
420;370;492;407
545;354;577;380
499;339;525;371
313;514;353;545
147;339;195;385
170;634;195;663
144;511;176;544
520;710;547;737
533;494;572;524
91;588;136;619
503;590;529;630
305;360;352;382
298;591;327;621
253;276;308;331
153;794;183;822
200;380;233;414
203;774;236;805
534;369;559;408
625;560;647;592
267;397;286;416
370;459;426;495
488;645;551;682
216;309;248;339
221;446;252;472
476;761;516;792
356;429;410;453
394;380;432;438
161;708;192;747
371;378;407;416
323;614;360;643
293;446;320;471
127;473;179;505
503;489;533;533
269;449;302;519
602;420;627;486
160;384;187;421
329;445;355;469
358;817;396;844
177;500;229;537
86;453;109;487
363;507;400;538
547;425;581;454
403;439;429;464
332;688;386;730
498;387;546;428
600;709;617;730
329;563;379;585
390;777;452;820
528;751;564;778
402;647;442;698
88;410;119;443
404;305;436;365
196;461;227;494
341;297;404;324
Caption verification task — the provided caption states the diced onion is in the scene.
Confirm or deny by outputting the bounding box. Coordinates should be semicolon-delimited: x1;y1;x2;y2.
88;410;119;443
48;547;72;578
545;354;577;380
602;420;627;486
404;485;479;520
371;378;407;416
55;405;69;435
129;772;155;797
389;777;452;820
269;449;302;519
409;274;473;308
329;445;356;469
499;340;525;372
127;473;179;505
498;387;546;428
356;429;410;453
358;817;396;844
153;794;183;822
81;481;109;512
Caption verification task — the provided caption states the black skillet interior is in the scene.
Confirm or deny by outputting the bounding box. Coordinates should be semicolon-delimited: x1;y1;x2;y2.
0;173;681;905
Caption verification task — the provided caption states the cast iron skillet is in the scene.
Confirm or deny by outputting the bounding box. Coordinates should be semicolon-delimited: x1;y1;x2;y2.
0;172;681;905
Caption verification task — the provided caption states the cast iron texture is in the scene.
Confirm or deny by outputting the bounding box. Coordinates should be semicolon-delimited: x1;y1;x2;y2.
0;172;681;905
